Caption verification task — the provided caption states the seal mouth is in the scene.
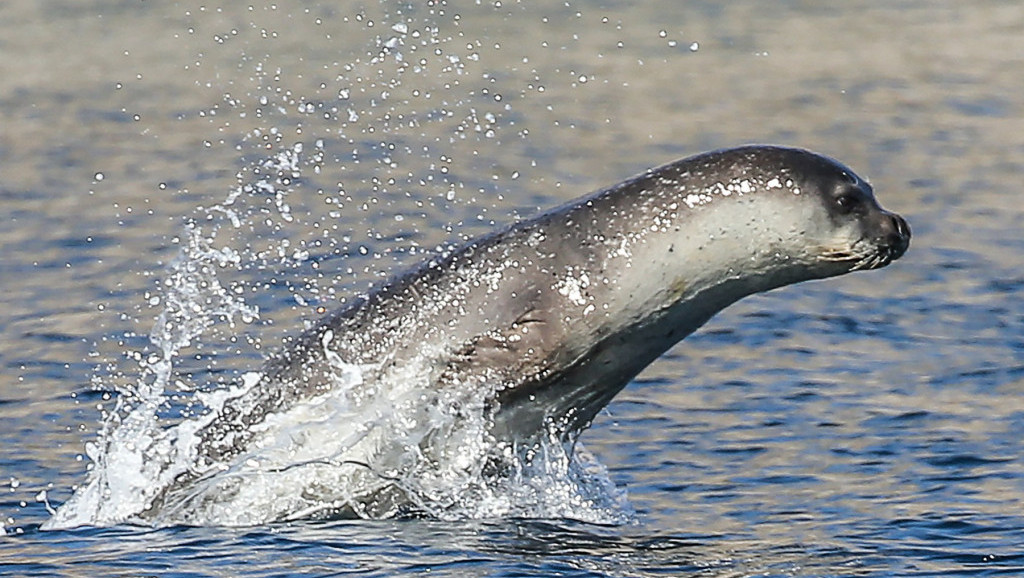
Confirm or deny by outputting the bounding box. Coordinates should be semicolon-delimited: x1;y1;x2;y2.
819;247;889;271
851;243;905;271
821;236;910;272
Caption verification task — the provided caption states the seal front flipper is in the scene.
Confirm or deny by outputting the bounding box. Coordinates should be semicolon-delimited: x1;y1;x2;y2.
488;321;668;445
440;325;622;446
432;306;578;440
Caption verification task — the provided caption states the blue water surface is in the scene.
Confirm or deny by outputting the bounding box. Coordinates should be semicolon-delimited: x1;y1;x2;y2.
2;0;1023;576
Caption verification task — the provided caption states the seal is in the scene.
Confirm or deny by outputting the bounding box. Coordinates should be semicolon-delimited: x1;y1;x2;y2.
166;145;910;519
198;144;909;454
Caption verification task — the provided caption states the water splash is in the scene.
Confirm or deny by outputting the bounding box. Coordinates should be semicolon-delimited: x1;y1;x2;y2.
45;3;632;529
42;145;303;529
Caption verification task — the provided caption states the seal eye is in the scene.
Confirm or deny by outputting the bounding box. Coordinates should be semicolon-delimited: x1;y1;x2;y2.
834;191;862;214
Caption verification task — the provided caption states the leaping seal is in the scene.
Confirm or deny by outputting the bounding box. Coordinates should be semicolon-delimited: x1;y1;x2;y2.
162;145;911;520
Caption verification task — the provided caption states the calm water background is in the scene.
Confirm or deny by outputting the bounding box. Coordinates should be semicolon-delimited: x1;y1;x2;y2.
2;0;1023;576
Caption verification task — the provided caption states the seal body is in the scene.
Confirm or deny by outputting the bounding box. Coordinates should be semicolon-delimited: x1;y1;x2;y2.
198;145;909;463
45;145;912;527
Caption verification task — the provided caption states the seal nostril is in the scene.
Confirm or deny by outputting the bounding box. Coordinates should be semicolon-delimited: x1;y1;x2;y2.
892;214;910;239
885;214;911;257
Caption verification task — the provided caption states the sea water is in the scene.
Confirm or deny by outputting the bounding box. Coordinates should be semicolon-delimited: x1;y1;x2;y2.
2;1;1023;576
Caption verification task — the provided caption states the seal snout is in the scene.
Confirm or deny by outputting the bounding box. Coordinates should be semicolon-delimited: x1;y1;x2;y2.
848;210;911;272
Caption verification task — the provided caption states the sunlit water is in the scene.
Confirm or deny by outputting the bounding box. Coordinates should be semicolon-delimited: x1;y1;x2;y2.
2;1;1023;576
